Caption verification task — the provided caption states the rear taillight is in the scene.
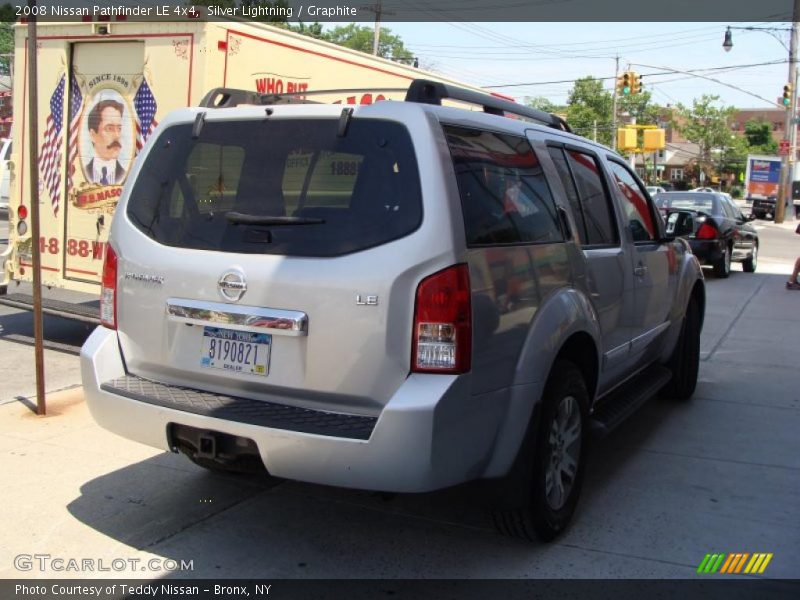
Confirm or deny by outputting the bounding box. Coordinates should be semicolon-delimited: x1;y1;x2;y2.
696;222;718;239
412;264;472;374
100;245;118;329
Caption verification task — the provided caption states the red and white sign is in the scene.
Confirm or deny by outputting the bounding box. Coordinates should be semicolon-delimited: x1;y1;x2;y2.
779;139;790;155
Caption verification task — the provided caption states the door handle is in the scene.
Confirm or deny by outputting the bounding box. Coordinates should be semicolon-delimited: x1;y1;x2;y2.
634;264;648;277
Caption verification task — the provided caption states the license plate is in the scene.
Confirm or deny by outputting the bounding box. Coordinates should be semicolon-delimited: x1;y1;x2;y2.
200;327;271;376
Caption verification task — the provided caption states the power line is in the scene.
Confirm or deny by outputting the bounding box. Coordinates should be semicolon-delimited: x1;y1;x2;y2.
483;59;787;88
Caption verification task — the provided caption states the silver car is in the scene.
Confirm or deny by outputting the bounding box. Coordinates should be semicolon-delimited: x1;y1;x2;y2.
81;81;705;541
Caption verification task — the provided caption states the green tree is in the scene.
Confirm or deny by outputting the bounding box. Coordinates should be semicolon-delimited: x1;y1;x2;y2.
524;96;559;113
565;77;612;145
618;90;660;126
743;118;779;155
671;95;736;179
325;24;412;61
0;4;16;76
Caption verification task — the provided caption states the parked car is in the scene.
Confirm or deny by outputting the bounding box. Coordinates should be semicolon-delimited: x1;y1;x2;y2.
656;191;758;277
750;195;777;220
80;80;705;542
646;185;666;196
0;138;10;212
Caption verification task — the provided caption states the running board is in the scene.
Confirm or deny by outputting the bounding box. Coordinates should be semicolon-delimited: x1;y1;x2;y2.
0;293;100;325
589;365;672;437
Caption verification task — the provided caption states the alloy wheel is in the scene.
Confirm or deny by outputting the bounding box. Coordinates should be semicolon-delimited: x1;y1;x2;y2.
545;394;582;510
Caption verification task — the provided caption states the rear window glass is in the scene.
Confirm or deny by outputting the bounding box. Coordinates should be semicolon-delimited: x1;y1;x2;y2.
126;119;422;257
444;125;562;246
657;194;719;215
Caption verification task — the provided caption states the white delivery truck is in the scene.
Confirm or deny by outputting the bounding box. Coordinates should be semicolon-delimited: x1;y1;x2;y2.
0;17;502;320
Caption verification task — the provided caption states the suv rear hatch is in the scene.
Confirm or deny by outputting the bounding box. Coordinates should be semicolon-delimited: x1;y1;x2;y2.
114;114;427;414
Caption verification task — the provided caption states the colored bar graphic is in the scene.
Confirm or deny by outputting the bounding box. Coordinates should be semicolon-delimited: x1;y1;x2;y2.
734;553;749;573
744;554;760;574
699;552;773;575
697;554;713;574
711;554;726;573
719;554;735;574
759;553;773;573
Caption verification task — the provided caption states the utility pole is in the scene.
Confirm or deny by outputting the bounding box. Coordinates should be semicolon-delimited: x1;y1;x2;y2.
370;1;383;56
27;0;46;415
777;0;799;223
611;55;620;151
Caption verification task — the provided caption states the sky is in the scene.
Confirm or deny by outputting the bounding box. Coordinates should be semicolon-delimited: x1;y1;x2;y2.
382;22;795;110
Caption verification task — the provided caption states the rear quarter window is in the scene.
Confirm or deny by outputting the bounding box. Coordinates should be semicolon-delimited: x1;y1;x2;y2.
443;125;563;246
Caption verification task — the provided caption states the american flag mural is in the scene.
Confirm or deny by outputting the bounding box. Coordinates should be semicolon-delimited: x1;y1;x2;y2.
133;77;158;151
38;74;65;215
67;73;82;192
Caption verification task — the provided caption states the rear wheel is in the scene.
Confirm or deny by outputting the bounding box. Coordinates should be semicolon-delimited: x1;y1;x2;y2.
493;360;589;542
660;296;700;400
713;243;732;278
742;243;758;273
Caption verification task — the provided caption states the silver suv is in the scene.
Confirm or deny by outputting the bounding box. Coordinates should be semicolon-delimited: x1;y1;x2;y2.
81;80;705;541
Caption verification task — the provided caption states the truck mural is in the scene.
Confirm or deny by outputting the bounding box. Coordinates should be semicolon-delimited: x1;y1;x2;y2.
1;19;497;318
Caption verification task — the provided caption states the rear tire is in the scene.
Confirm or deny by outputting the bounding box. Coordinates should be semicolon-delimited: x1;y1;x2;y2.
713;243;732;278
660;296;700;400
742;243;758;273
492;360;589;542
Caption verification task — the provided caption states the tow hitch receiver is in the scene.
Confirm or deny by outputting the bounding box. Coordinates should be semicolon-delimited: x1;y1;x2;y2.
167;423;266;473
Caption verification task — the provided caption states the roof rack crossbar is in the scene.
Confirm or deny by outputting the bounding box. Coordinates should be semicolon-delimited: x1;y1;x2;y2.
405;79;572;133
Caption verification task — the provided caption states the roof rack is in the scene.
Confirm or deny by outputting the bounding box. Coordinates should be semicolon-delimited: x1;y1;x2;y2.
197;80;572;133
198;87;407;109
198;88;319;108
405;79;571;133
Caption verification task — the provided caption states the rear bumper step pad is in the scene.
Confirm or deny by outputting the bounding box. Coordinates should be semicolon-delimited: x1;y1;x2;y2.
100;374;377;441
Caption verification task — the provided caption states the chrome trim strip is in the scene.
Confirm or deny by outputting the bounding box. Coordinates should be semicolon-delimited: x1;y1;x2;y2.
630;321;671;353
603;341;630;368
166;298;307;336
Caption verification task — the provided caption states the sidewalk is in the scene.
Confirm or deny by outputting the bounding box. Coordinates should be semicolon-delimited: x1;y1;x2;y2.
0;273;798;579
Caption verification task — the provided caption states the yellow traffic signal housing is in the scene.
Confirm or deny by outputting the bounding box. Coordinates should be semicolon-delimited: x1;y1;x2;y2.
783;83;792;108
616;75;626;96
643;128;665;151
630;72;642;95
621;72;632;95
617;128;637;150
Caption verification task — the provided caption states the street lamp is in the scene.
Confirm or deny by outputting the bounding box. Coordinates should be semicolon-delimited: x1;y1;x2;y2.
723;21;797;223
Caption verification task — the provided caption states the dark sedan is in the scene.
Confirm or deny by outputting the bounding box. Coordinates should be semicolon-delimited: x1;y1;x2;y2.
654;192;758;278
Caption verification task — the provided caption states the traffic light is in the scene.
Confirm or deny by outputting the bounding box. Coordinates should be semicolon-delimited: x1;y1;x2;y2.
631;72;642;95
620;72;632;95
783;83;792;108
617;128;637;150
643;128;665;151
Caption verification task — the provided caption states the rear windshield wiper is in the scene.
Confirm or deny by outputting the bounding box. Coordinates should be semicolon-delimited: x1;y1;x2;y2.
225;212;325;226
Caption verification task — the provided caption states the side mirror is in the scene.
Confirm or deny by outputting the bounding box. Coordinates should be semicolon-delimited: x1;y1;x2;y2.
666;210;695;237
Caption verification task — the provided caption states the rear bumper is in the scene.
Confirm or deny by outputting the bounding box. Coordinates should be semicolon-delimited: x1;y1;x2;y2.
688;239;725;265
81;327;534;492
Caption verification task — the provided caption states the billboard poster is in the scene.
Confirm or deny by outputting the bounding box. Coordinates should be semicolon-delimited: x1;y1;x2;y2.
746;156;781;199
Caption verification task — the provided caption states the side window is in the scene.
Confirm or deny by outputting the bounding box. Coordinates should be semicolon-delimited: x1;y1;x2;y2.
548;146;588;244
444;125;563;246
606;160;657;242
566;150;618;245
721;198;739;220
